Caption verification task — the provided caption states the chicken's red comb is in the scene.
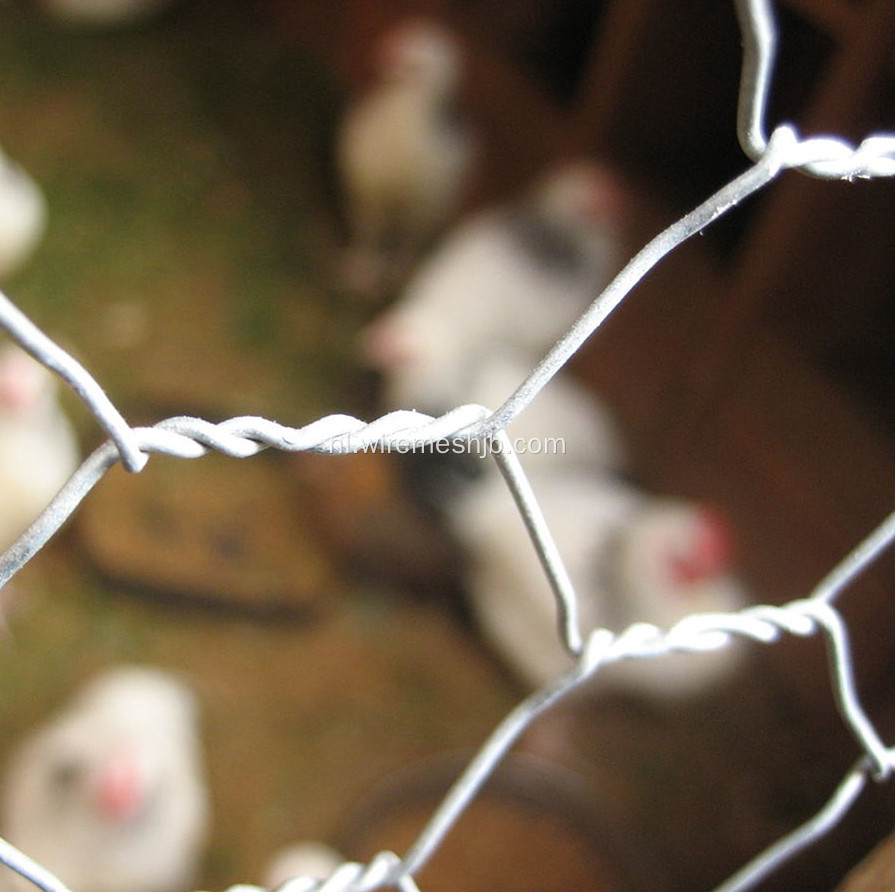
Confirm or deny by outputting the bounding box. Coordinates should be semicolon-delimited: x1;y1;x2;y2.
0;347;44;412
670;506;736;587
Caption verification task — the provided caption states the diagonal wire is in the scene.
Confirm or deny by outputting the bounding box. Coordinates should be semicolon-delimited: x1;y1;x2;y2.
0;837;74;892
711;757;876;892
812;509;895;606
0;290;146;473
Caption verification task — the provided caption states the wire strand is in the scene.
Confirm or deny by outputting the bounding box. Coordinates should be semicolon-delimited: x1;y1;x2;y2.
2;3;895;892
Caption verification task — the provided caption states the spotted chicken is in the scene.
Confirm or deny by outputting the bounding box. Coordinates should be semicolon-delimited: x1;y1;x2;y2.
0;343;80;554
361;160;627;414
447;472;748;700
0;149;46;281
1;666;210;892
337;19;476;298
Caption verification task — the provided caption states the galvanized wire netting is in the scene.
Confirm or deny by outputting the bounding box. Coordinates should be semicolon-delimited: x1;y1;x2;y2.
2;0;895;890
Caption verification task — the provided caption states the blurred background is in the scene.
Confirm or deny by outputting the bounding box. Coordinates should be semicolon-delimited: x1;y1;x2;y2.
0;1;894;891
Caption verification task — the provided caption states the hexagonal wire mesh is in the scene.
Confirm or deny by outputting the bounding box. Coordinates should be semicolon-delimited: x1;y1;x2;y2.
1;1;895;891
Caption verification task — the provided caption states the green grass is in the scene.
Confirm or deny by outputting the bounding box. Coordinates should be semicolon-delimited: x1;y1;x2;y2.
0;1;358;421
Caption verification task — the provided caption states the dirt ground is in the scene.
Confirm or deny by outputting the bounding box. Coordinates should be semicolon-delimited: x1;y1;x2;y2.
1;4;893;892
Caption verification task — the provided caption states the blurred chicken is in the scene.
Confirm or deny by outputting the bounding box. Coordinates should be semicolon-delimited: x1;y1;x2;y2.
0;343;80;553
447;473;748;699
386;351;628;521
1;666;210;892
337;19;476;299
361;160;626;413
0;149;46;281
264;842;343;888
36;0;176;27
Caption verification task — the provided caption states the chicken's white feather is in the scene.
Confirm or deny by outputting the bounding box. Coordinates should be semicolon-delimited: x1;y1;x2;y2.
448;473;748;699
361;161;625;413
338;20;476;298
0;344;80;553
1;667;210;892
0;151;46;281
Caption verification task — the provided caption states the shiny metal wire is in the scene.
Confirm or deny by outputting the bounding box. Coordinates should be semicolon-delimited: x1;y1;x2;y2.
1;1;895;891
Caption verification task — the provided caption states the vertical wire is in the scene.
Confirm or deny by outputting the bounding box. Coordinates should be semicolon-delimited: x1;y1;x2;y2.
489;433;583;655
734;0;776;159
802;602;892;778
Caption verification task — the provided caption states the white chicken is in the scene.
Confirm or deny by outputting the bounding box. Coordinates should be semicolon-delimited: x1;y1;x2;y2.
36;0;176;28
0;149;46;281
0;343;81;554
447;472;748;700
337;18;476;298
360;160;626;413
1;666;210;892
